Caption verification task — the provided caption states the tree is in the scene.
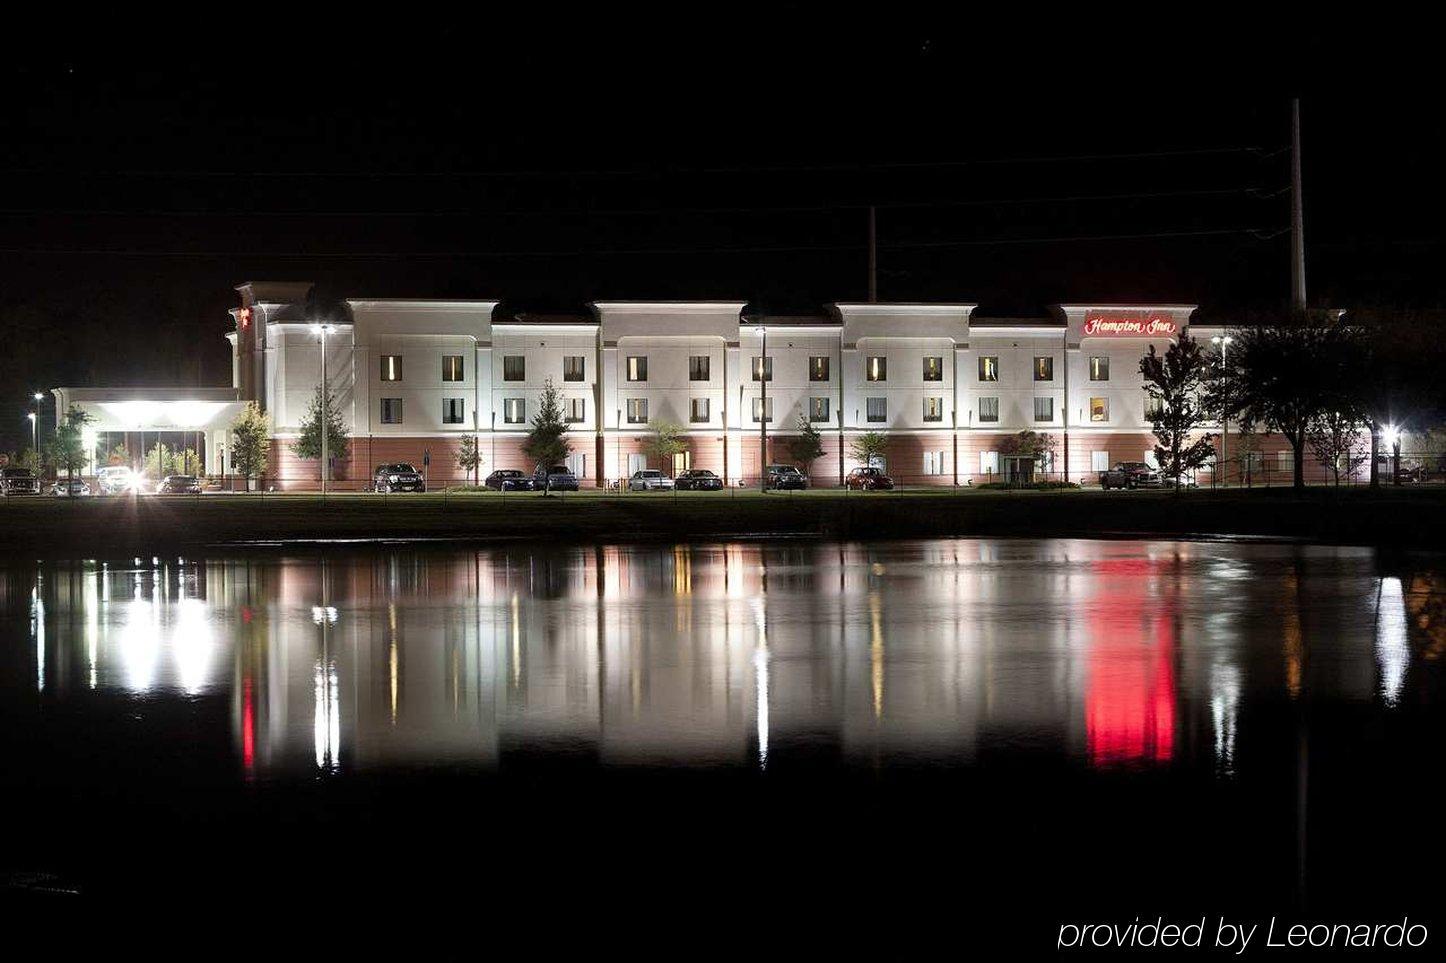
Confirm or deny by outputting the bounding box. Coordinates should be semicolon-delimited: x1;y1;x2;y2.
786;413;826;477
998;430;1057;476
291;384;350;478
107;443;129;466
644;419;688;474
145;442;176;477
522;378;571;493
45;405;93;479
849;431;888;468
1307;409;1369;486
456;434;483;484
1140;332;1217;492
230;401;271;492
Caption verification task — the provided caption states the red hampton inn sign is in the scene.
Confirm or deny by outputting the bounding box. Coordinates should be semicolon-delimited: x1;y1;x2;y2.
1082;311;1180;338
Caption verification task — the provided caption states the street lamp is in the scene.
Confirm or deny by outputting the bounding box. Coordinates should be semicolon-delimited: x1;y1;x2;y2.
311;324;336;493
1211;335;1234;485
758;325;768;491
1383;424;1402;486
27;412;37;454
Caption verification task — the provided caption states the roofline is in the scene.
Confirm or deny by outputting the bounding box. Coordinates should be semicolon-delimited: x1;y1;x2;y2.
1055;303;1199;312
591;301;748;312
347;299;501;310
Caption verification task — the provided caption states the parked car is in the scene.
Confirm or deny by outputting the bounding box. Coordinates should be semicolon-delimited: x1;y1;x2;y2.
158;475;202;494
97;465;136;495
534;464;580;492
675;469;723;491
50;478;92;497
846;466;895;490
0;467;41;496
1099;462;1162;490
484;469;534;491
765;464;809;490
628;469;675;492
373;463;425;493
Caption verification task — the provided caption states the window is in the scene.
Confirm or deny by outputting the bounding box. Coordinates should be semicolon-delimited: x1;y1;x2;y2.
809;397;830;422
1034;397;1054;422
809;356;830;381
566;398;585;423
689;355;710;381
866;397;886;422
923;451;947;476
563;356;585;382
1145;395;1165;420
1089;356;1110;381
380;355;403;381
380;398;403;424
443;398;466;425
626;356;647;382
751;356;773;381
503;398;525;424
978;397;999;423
978;356;999;382
566;452;586;478
1277;451;1292;472
442;355;464;382
866;356;887;382
1090;397;1109;422
503;356;525;382
627;452;647;475
751;397;774;423
690;398;709;423
923;397;944;422
923;356;944;381
1144;450;1160;470
1091;451;1111;472
980;451;1000;475
1034;356;1054;381
626;398;648;424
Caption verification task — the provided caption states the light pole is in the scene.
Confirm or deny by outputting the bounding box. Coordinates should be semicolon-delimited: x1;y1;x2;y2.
27;412;37;455
311;324;336;493
1211;335;1234;486
1384;424;1401;486
30;391;43;457
758;326;768;491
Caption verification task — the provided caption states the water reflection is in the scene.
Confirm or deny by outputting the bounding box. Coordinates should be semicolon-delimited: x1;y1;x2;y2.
4;541;1442;780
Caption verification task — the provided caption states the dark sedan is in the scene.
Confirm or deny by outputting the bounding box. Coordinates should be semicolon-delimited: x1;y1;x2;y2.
373;463;426;493
765;465;809;490
533;465;580;492
846;467;894;490
158;475;202;494
485;470;534;492
674;469;723;491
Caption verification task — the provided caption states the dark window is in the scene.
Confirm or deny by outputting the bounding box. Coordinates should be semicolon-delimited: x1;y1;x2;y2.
809;397;830;422
1034;397;1054;422
978;397;999;422
866;397;886;422
380;398;403;424
443;398;466;424
442;355;464;382
923;397;944;422
1034;357;1054;381
626;398;648;423
566;398;585;423
1089;356;1110;381
978;356;999;382
503;356;525;381
504;398;525;423
751;397;773;423
690;398;709;423
923;357;944;381
626;356;648;381
809;356;830;381
751;356;773;381
563;356;585;381
866;357;887;382
380;355;403;381
689;356;711;381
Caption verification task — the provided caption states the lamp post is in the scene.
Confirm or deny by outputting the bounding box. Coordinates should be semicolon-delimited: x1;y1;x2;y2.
1384;424;1401;486
29;391;43;457
27;412;37;455
1211;335;1234;485
311;323;336;493
758;325;768;491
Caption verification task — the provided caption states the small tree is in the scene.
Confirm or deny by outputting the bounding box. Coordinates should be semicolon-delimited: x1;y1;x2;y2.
107;443;129;466
1306;411;1369;486
522;378;571;494
46;405;93;479
999;430;1057;477
230;401;271;492
145;442;177;477
456;435;483;485
645;419;688;474
786;413;826;478
1141;332;1217;492
177;447;202;475
849;431;888;469
291;384;350;479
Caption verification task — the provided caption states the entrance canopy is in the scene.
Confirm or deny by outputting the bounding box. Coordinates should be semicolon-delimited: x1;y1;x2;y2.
50;387;244;432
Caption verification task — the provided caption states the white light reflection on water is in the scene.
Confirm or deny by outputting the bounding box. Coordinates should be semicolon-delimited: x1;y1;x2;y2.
1376;577;1409;707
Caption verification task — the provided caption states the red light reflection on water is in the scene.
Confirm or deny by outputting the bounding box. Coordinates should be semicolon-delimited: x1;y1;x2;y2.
1086;558;1177;766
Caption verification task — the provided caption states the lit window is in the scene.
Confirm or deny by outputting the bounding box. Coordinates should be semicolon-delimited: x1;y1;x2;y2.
980;451;999;475
442;355;464;382
923;451;947;476
978;356;999;382
1034;397;1054;422
810;356;830;381
503;356;525;382
503;398;525;424
1034;356;1054;381
1091;451;1110;472
923;397;944;422
563;356;585;382
626;356;648;382
923;356;944;381
809;397;830;422
443;398;466;424
866;357;887;382
978;397;999;423
690;398;709;423
1089;356;1110;381
626;398;648;424
866;397;886;422
380;355;403;382
380;398;403;424
1090;397;1109;422
751;397;773;423
689;356;710;381
566;398;585;423
751;356;773;381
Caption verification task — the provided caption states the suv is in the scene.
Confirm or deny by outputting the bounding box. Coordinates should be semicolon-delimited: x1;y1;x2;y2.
846;466;895;491
533;464;580;492
765;464;808;490
373;463;426;493
1099;462;1162;490
50;478;92;497
628;469;674;492
158;475;202;494
97;465;136;495
0;467;41;496
675;469;723;491
484;469;534;491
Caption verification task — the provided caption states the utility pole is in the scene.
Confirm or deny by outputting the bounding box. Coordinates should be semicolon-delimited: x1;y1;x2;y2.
867;206;878;303
311;324;335;493
759;326;769;490
1291;97;1307;313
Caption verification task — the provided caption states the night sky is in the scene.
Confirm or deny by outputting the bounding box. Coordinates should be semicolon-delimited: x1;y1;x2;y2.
2;12;1442;451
